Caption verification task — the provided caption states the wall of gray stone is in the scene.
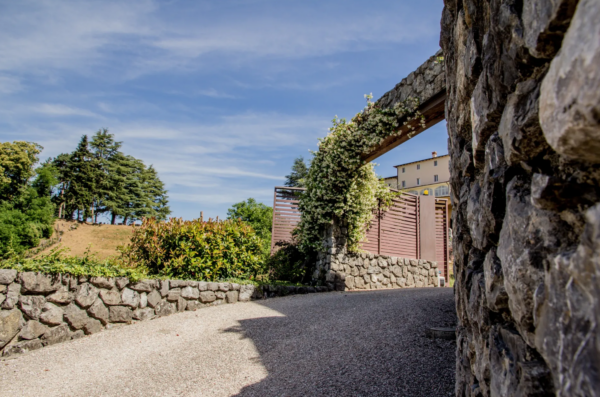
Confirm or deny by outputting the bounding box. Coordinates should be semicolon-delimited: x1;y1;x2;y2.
376;49;445;109
441;0;600;395
0;270;328;358
312;219;439;291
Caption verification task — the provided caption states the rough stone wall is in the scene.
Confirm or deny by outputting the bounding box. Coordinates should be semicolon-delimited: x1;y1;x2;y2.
441;0;600;395
0;270;328;358
313;221;440;291
377;49;446;109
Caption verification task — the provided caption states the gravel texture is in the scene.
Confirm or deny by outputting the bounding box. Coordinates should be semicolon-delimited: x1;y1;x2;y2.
0;288;456;397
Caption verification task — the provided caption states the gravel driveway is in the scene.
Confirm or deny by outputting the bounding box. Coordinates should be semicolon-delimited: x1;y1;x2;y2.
0;288;456;397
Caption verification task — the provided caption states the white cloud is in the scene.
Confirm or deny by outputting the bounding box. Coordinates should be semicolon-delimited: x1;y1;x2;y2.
0;1;440;80
0;75;22;94
34;104;101;118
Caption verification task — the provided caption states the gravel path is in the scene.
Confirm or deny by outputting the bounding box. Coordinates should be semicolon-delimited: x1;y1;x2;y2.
0;288;456;397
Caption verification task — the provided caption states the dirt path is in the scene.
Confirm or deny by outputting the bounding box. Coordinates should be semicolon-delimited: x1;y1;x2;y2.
0;289;456;397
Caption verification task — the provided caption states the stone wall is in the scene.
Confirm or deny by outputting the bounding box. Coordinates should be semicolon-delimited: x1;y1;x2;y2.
441;0;600;395
0;270;328;358
313;221;440;291
377;49;445;109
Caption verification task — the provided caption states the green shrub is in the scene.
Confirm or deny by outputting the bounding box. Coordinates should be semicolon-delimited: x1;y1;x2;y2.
0;188;55;258
0;248;149;281
267;240;316;284
119;217;265;281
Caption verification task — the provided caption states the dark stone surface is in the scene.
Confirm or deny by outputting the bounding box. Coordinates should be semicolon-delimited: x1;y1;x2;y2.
441;0;600;395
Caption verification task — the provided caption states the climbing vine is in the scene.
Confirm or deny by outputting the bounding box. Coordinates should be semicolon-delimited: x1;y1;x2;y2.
297;95;426;252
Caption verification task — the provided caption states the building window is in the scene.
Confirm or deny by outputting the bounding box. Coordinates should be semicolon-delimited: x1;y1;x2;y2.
417;178;420;185
402;167;405;173
434;175;439;182
408;190;419;195
417;164;420;170
435;185;449;197
434;160;438;166
402;181;406;188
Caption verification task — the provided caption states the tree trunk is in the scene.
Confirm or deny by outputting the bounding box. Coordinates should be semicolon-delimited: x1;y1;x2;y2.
111;213;116;225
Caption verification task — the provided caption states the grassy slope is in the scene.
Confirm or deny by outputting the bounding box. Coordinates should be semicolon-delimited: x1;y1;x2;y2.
37;220;134;259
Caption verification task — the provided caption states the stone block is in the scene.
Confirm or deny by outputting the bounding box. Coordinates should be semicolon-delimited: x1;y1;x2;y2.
89;277;115;289
83;318;103;335
19;295;46;320
20;272;61;294
87;299;109;324
47;289;74;304
75;283;99;308
231;283;240;291
109;306;133;323
146;290;161;308
159;280;169;297
129;280;155;292
215;291;226;300
167;288;181;302
186;301;201;311
200;291;216;303
177;297;187;312
121;288;140;308
217;283;230;292
139;292;147;308
63;303;90;330
154;301;175;317
539;0;600;163
207;282;218;291
39;303;64;326
238;285;254;302
181;286;200;300
226;291;238;304
2;339;42;357
99;289;121;305
115;277;129;290
0;285;5;294
132;308;155;321
42;324;70;346
198;282;208;291
0;309;24;348
345;276;355;290
0;269;17;285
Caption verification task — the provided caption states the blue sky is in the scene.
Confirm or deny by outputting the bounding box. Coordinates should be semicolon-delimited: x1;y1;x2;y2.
0;0;447;221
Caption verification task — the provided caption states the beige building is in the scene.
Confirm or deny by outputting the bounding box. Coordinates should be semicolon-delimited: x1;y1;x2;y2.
394;152;450;198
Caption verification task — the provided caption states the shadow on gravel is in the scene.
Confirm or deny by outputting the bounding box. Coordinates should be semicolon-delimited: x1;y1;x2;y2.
224;288;457;397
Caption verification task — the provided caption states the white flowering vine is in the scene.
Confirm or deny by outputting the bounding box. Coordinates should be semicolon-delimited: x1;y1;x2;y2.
297;96;426;252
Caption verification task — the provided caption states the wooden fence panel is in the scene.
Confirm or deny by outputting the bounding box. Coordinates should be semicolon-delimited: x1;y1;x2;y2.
359;193;420;258
270;186;449;274
435;199;450;281
271;187;304;252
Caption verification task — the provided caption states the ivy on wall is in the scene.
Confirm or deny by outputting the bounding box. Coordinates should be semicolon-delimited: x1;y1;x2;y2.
297;95;425;252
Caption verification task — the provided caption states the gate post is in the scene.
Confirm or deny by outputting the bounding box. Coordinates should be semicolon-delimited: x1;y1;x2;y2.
419;195;436;261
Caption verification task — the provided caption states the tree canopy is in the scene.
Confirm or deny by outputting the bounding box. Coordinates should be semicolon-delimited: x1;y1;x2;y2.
284;156;309;188
52;129;170;224
0;141;54;257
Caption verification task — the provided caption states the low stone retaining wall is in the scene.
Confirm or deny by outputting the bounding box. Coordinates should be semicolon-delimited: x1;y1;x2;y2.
316;251;440;291
0;270;327;358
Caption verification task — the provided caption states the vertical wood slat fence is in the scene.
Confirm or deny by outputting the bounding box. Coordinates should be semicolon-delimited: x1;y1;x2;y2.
435;199;450;281
271;186;450;281
271;187;304;252
359;192;420;259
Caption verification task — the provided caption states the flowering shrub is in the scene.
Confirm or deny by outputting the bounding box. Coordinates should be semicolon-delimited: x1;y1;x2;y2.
120;217;264;281
297;96;425;252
